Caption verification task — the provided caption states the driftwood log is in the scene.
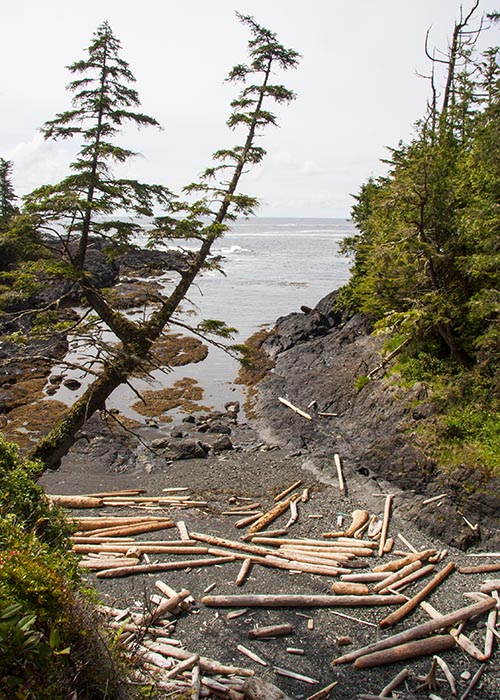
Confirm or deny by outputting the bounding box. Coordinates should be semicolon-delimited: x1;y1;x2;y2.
354;634;456;668
248;624;294;639
379;561;455;628
242;677;292;700
201;594;406;608
96;555;236;578
333;597;496;665
247;495;300;534
47;494;103;508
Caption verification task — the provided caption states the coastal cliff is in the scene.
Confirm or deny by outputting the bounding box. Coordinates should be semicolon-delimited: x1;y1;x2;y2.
250;291;500;550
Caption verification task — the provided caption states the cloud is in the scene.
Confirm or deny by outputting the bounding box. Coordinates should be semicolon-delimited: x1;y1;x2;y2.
6;133;75;195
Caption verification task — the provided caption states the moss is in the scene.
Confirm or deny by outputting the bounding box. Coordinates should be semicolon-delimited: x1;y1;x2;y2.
2;399;69;453
133;333;208;376
131;377;211;420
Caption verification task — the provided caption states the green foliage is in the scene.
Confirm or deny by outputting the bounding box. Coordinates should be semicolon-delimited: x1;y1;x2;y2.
0;436;135;699
355;375;370;392
337;7;500;476
0;159;19;227
196;318;238;338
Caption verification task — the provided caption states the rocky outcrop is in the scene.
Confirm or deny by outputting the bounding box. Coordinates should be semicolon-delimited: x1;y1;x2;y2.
252;292;500;549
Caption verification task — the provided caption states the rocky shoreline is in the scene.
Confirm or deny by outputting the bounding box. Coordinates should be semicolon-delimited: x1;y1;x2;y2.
4;244;500;699
250;292;500;551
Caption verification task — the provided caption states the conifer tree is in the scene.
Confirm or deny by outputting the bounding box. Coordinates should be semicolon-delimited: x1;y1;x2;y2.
0;158;18;227
19;16;299;469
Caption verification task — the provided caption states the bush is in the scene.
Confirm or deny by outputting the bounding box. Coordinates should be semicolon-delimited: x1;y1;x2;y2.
0;436;134;699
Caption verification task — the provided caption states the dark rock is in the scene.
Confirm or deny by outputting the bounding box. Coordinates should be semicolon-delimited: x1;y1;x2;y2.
211;435;233;452
169;439;208;460
182;415;196;424
63;378;82;390
206;423;231;435
150;438;171;449
170;429;184;438
49;374;64;385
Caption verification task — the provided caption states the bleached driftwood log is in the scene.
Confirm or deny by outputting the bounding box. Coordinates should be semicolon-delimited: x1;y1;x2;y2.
354;635;456;668
333;597;496;665
201;594;406;608
379;561;455;628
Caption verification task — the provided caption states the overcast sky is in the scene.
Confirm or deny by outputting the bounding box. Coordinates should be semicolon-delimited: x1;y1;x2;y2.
2;1;498;218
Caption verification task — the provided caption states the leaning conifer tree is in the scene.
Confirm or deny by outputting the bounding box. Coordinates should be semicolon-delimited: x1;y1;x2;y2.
23;15;299;469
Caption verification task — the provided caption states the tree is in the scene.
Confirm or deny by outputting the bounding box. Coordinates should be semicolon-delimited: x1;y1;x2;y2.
0;159;18;227
8;16;299;469
340;3;498;367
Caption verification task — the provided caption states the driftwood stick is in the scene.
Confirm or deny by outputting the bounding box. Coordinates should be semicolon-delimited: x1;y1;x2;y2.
420;600;487;661
373;561;422;593
237;644;268;666
248;624;294;639
248;495;300;534
304;680;338;700
242;677;293;700
397;533;418;553
278;397;312;420
379;562;456;628
208;547;347;576
73;515;171;530
279;545;352;561
155;580;193;612
334;453;346;496
235;558;253;586
340;572;391;583
484;593;498;660
73;544;208;555
274;666;319;684
373;549;437;573
47;494;103;508
334;597;496;665
255;536;375;549
459;562;500;574
191;665;201;700
79;557;140;570
330;610;378;628
459;663;487;700
378;495;393;557
85;489;146;497
176;520;190;541
243;528;289;541
274;480;303;503
286;499;299;528
480;579;500;593
323;510;370;539
138;589;191;627
96;555;236;578
164;653;199;679
331;582;370;596
201;594;406;608
83;520;175;538
145;641;254;677
432;654;457;696
354;635;456;668
235;513;263;529
384;563;436;592
379;666;409;696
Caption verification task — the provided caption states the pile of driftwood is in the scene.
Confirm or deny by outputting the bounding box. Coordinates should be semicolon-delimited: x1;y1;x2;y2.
45;479;500;699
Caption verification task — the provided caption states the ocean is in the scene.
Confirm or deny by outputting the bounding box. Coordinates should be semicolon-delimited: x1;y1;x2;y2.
153;216;355;414
54;217;356;418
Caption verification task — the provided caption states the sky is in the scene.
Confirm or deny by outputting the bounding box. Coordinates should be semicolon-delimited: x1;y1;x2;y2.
2;1;499;218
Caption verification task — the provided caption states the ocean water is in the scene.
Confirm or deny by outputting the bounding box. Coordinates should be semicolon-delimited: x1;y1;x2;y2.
52;217;356;418
145;216;356;414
